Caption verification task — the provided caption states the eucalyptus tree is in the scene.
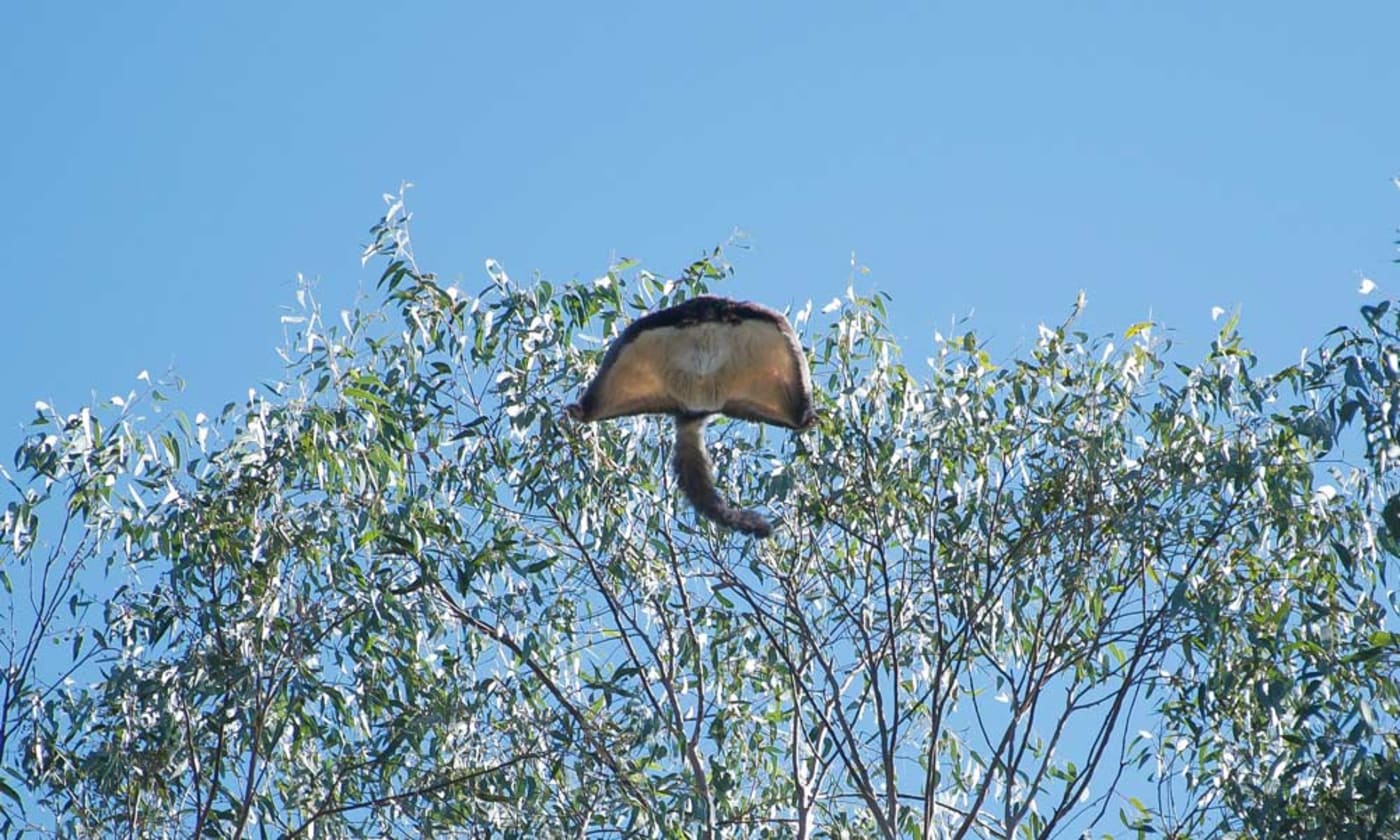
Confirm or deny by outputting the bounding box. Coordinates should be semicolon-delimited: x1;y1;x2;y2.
2;191;1396;838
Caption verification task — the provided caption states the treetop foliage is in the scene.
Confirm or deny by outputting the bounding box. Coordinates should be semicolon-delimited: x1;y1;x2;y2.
1;188;1397;838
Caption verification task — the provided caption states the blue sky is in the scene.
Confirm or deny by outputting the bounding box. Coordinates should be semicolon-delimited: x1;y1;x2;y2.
1;3;1397;431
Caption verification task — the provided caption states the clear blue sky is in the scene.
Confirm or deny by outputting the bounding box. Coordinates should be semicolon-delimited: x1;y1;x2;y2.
2;3;1397;432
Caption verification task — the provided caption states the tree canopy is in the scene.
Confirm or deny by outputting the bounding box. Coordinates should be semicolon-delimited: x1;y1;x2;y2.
2;190;1398;838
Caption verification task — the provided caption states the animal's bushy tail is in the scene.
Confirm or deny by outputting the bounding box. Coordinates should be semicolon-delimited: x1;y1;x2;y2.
672;417;773;538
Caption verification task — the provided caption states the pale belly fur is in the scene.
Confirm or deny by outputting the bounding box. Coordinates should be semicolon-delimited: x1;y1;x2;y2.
663;321;755;413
